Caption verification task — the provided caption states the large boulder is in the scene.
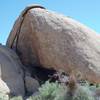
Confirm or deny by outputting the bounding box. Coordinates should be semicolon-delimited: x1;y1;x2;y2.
6;5;100;83
0;45;25;96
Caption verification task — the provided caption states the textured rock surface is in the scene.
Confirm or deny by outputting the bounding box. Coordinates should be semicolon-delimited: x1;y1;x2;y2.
0;45;25;96
25;76;40;94
7;7;100;83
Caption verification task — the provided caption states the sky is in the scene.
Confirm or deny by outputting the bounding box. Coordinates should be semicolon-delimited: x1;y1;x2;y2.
0;0;100;44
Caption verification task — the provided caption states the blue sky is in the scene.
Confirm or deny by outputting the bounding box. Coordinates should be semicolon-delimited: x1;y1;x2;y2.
0;0;100;44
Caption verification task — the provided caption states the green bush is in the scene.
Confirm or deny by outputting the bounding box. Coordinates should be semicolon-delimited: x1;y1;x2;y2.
28;81;95;100
72;86;94;100
10;96;23;100
39;81;66;100
28;81;67;100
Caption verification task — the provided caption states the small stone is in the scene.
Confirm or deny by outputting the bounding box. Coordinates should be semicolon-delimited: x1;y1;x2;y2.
25;76;40;94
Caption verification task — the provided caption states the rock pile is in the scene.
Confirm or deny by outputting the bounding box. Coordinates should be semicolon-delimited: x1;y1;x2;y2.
0;4;100;97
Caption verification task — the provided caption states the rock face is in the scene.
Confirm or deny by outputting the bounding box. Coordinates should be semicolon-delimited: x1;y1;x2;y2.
0;45;25;96
6;6;100;83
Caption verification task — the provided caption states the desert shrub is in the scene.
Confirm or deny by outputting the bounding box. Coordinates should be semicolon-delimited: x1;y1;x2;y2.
10;96;23;100
27;81;96;100
27;81;67;100
72;86;94;100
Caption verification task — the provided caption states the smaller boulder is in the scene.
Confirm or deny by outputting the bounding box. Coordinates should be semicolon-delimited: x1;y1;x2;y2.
0;45;25;96
25;76;40;94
